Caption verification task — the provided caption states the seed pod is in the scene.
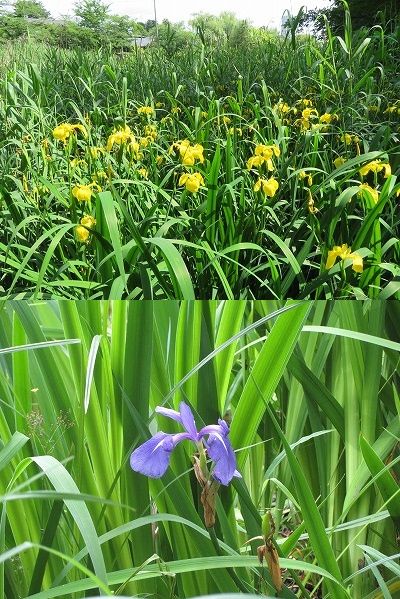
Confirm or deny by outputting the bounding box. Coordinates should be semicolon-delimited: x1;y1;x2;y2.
200;479;219;528
265;541;283;592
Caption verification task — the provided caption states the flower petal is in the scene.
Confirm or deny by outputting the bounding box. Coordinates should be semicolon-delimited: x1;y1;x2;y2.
206;431;238;485
130;432;175;478
179;402;198;440
155;406;183;424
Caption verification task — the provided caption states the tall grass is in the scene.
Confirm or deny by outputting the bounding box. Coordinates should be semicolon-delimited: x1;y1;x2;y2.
0;9;399;298
0;300;399;598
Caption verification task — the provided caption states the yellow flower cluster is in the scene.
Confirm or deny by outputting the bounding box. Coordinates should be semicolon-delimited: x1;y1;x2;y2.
326;244;363;273
273;99;339;133
144;124;158;141
384;103;400;115
75;215;96;243
179;172;204;193
341;133;360;146
359;160;391;178
89;146;104;159
137;106;154;116
273;101;290;115
319;113;338;124
72;182;101;202
170;139;205;166
137;167;148;179
106;125;135;151
247;144;280;198
294;107;319;131
254;177;279;197
247;144;280;171
53;123;86;143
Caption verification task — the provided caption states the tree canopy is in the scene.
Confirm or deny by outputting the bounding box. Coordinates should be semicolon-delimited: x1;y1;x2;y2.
13;0;50;18
303;0;400;34
74;0;109;31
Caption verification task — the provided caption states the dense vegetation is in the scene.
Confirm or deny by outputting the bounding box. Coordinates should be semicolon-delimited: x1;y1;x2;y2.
301;0;400;34
1;3;400;299
0;300;399;599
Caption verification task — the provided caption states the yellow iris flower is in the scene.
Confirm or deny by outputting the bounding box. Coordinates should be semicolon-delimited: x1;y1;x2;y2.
179;172;204;193
334;157;347;168
302;108;318;120
247;155;264;170
137;106;154;116
53;123;86;143
359;160;391;178
128;141;142;160
75;225;90;242
72;182;101;202
358;183;379;204
106;125;135;151
298;170;313;186
319;113;337;124
341;133;353;145
144;124;158;140
274;101;290;114
247;144;280;171
137;168;148;179
255;144;281;159
75;215;96;242
171;140;205;166
326;244;363;273
254;177;279;198
89;146;104;159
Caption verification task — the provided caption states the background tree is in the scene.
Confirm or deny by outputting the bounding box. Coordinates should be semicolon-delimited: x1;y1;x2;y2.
140;19;156;32
103;15;146;50
302;0;400;34
155;19;193;55
13;0;49;18
74;0;109;31
190;12;251;47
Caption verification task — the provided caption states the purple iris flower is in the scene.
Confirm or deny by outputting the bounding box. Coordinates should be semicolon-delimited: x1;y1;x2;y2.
130;402;240;485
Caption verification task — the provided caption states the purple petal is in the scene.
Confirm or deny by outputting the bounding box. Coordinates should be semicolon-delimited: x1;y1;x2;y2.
206;432;238;485
130;432;175;478
130;431;194;478
199;419;230;438
155;406;183;424
179;402;198;441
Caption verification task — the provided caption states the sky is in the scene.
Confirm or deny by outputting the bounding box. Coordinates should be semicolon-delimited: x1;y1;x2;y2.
42;0;330;29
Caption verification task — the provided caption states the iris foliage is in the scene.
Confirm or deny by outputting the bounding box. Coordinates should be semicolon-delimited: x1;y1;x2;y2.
0;6;399;299
0;300;399;598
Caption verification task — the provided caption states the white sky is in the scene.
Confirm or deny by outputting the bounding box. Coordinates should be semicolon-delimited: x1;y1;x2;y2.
43;0;330;29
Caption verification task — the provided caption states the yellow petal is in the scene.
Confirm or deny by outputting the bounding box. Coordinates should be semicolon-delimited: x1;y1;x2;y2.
350;253;363;273
326;250;338;270
75;225;90;242
179;174;188;186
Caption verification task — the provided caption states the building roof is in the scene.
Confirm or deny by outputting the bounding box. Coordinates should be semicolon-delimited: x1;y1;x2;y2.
133;36;153;47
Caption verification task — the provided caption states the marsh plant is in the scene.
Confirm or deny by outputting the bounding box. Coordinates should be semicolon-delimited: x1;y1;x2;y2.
0;4;399;299
0;300;399;598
